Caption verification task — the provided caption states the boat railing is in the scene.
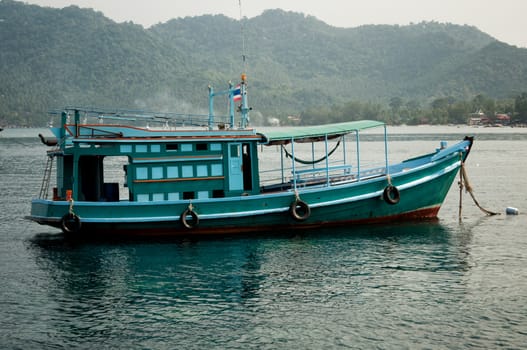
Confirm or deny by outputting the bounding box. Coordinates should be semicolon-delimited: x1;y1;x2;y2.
356;166;387;181
260;161;388;191
292;164;352;182
50;107;233;131
259;169;286;188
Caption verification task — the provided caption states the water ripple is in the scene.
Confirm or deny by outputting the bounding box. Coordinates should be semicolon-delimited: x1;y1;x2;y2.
2;134;527;349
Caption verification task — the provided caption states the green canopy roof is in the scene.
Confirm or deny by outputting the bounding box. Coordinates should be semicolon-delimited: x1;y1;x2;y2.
258;120;385;145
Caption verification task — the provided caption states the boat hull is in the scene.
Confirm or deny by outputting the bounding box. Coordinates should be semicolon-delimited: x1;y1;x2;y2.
28;151;462;237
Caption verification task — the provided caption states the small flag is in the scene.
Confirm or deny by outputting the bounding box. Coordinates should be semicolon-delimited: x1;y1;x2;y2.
233;85;242;102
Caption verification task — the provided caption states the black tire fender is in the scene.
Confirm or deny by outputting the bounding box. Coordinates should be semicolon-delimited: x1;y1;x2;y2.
383;185;400;205
61;213;81;234
180;208;199;229
289;199;311;221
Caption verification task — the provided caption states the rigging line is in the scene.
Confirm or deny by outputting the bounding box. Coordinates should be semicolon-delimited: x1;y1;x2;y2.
282;139;342;165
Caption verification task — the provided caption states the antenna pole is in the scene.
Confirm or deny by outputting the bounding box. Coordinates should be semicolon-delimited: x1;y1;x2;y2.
239;0;247;74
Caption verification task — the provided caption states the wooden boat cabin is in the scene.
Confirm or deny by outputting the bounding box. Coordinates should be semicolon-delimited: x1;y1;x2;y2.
47;79;264;204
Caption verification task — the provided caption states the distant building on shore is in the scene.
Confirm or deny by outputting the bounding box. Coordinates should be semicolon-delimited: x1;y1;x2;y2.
468;110;511;126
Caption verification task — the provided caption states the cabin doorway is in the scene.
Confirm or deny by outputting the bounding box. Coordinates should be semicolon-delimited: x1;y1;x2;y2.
77;155;129;201
78;156;103;201
242;143;253;191
103;156;129;201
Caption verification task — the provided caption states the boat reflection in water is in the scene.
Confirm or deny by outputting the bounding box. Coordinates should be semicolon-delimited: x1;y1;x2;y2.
27;220;476;347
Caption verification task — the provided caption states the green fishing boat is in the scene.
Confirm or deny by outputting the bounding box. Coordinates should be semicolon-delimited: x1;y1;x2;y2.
27;74;473;236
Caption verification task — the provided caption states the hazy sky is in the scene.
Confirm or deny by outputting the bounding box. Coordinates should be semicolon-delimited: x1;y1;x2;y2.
21;0;527;47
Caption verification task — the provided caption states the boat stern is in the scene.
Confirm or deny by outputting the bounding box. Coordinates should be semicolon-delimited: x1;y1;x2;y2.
26;199;66;228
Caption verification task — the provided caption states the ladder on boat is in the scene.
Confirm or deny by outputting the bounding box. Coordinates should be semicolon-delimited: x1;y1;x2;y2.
39;154;54;199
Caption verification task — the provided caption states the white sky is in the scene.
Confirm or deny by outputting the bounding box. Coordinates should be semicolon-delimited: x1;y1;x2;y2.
20;0;527;47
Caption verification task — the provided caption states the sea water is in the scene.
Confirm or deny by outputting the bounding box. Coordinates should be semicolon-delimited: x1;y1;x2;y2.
1;126;526;349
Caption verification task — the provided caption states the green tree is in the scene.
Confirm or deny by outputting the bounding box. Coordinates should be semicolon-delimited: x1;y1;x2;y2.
431;97;450;110
447;101;471;124
515;92;527;123
495;99;514;115
389;97;403;111
472;94;495;116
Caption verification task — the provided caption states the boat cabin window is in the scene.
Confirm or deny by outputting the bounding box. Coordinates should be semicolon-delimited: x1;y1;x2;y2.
136;145;148;153
212;189;225;198
181;144;193;152
183;191;195;200
166;144;178;151
196;143;208;151
230;144;240;157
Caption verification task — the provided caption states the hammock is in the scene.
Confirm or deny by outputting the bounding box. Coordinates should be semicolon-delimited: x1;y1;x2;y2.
282;139;341;165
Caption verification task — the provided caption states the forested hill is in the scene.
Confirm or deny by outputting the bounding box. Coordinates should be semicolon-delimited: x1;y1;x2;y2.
1;0;527;126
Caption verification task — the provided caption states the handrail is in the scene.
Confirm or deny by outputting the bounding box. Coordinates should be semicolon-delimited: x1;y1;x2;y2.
51;107;232;128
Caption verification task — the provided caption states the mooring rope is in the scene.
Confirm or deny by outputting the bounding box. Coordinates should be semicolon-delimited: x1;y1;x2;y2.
68;198;76;216
458;161;500;218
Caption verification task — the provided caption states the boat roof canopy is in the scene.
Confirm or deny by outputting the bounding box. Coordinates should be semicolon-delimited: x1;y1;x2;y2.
258;120;385;145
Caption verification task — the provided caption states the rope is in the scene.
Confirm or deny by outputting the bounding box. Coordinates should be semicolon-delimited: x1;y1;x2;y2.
459;162;500;217
68;198;76;216
282;138;342;165
458;161;463;221
294;190;300;201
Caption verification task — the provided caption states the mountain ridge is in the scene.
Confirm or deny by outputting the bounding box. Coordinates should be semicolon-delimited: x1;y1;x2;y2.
0;0;525;126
